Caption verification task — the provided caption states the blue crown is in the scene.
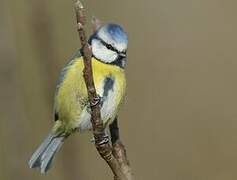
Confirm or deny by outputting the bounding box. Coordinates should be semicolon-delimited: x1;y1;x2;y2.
105;24;128;44
89;24;128;46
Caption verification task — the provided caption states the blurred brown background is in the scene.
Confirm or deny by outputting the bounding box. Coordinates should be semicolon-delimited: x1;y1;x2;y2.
1;0;237;179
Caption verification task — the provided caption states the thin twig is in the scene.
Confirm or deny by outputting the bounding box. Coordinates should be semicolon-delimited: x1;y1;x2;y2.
110;118;135;180
74;1;126;179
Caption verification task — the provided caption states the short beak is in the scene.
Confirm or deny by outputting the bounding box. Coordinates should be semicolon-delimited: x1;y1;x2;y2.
119;52;126;58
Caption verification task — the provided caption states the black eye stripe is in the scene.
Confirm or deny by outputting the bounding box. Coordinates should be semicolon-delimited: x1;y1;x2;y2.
95;37;120;54
106;44;114;51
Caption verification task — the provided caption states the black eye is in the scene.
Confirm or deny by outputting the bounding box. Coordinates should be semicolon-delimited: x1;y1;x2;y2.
106;44;113;50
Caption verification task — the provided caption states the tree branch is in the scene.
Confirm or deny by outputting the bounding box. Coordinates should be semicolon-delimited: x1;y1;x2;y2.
74;1;134;180
110;118;134;180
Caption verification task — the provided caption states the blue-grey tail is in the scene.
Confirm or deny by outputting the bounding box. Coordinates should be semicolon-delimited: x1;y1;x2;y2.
28;133;64;173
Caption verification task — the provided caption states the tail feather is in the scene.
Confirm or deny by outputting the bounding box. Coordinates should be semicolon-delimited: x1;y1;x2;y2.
28;133;64;173
28;133;54;168
40;136;64;173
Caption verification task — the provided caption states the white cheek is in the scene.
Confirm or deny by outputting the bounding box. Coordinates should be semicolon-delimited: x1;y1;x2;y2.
92;39;118;63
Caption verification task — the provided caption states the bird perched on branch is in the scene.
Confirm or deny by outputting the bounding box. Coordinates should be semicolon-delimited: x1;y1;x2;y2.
28;23;128;173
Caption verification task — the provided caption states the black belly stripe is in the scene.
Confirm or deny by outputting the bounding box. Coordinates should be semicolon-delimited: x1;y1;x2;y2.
54;112;59;121
103;76;115;100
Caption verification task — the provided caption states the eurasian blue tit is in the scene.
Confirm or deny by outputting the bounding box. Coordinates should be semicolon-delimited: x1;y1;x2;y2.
28;23;128;173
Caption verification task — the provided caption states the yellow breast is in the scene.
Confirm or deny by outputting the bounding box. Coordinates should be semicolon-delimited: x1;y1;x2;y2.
54;57;126;133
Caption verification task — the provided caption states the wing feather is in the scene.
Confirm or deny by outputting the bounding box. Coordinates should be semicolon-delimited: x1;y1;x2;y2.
54;49;82;121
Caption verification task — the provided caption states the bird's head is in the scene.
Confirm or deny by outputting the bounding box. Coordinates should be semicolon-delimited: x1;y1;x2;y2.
89;23;128;67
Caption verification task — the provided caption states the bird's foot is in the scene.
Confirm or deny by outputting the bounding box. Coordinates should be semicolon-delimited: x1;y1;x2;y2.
90;95;101;107
90;134;110;145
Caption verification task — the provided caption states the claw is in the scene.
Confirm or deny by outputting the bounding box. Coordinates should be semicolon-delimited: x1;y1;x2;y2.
90;95;101;107
91;134;110;145
96;134;109;145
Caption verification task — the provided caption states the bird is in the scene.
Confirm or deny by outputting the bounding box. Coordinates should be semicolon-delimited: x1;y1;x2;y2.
28;23;128;173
